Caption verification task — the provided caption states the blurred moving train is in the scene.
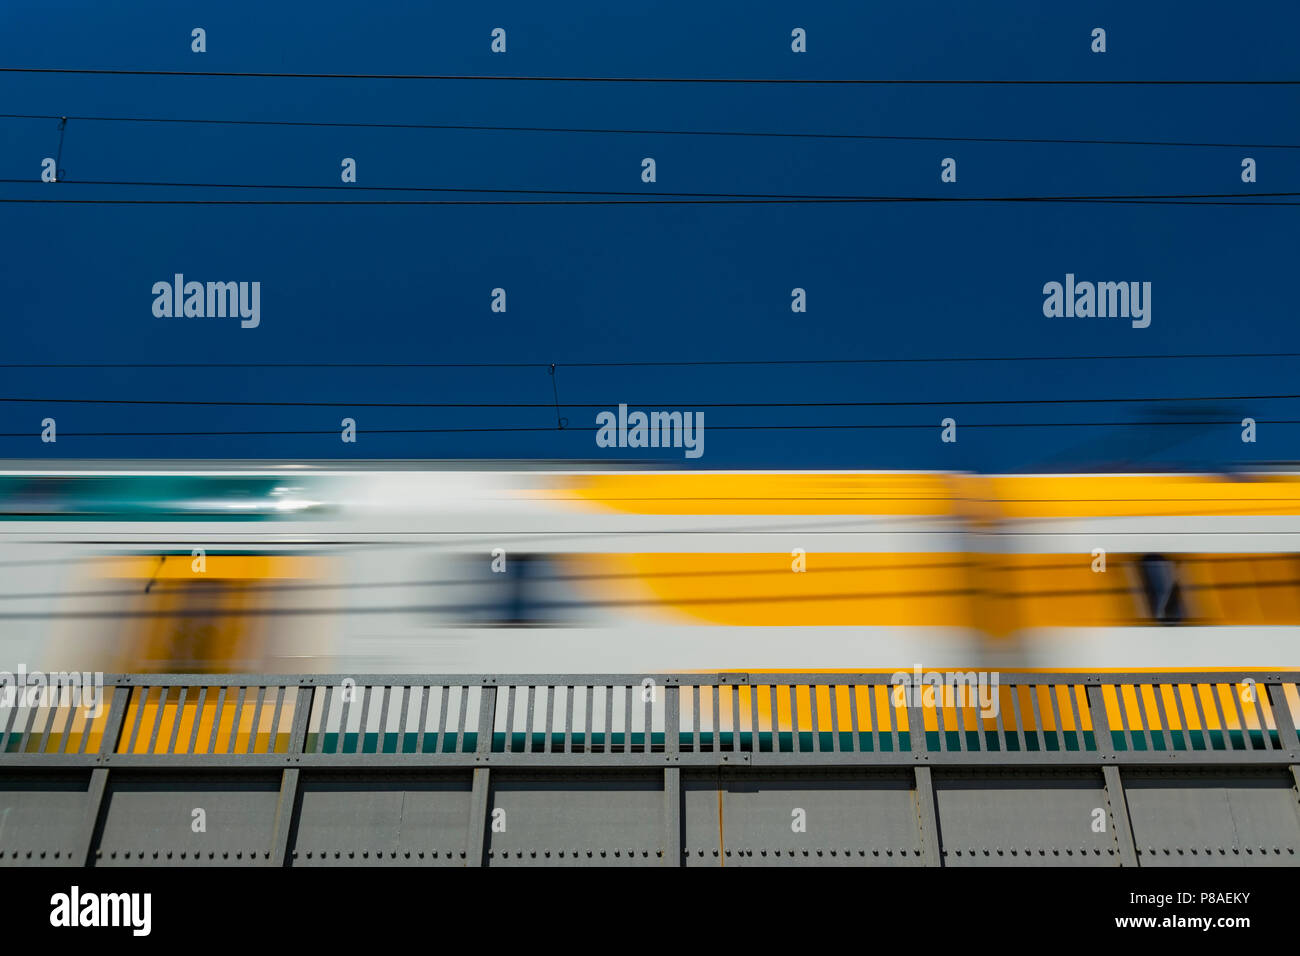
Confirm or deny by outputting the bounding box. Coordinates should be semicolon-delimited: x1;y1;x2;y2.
0;462;1298;674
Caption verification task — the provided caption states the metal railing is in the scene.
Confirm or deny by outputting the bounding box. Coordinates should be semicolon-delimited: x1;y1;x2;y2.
2;670;1295;768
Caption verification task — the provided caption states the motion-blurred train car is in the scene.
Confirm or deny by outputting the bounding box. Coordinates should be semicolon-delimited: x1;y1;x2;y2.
1;463;1298;674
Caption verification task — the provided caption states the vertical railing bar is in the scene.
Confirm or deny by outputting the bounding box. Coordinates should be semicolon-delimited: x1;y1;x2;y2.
415;684;430;753
187;686;208;755
644;687;653;754
711;684;721;753
57;689;78;756
1239;679;1267;749
564;684;575;754
206;686;228;755
1026;683;1048;752
1041;682;1065;754
1267;683;1298;748
1203;681;1233;750
967;680;984;753
1130;681;1155;752
828;684;840;753
807;681;820;753
475;685;496;755
456;683;471;753
665;684;680;756
227;686;247;755
890;683;901;754
391;685;409;752
33;684;58;755
1187;680;1213;750
954;678;971;752
731;681;742;755
1150;681;1175;750
1219;680;1249;751
1061;682;1084;753
544;683;556;754
583;684;594;754
691;684;701;753
73;690;90;757
1086;684;1113;757
434;683;450;754
845;681;859;753
287;686;313;753
603;683;614;755
248;686;268;755
995;685;1010;753
958;678;975;753
1167;681;1192;749
522;685;536;754
24;686;48;753
315;684;335;755
1007;684;1027;753
376;683;392;754
768;684;778;754
124;686;146;754
264;685;283;756
0;689;19;753
1252;683;1275;751
932;680;947;753
1035;680;1057;749
624;683;633;754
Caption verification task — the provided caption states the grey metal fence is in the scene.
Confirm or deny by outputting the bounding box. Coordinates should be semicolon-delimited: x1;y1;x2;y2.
2;671;1298;866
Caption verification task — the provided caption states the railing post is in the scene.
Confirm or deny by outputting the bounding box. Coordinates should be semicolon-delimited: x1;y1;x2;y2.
1087;682;1139;867
913;766;942;867
664;767;681;867
1102;765;1140;868
74;685;130;866
466;683;496;867
269;769;300;868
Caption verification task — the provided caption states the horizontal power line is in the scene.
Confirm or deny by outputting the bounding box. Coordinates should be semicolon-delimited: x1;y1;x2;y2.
4;196;1294;206
1;421;1296;438
7;179;1296;205
4;112;1297;150
3;67;1298;84
0;353;1296;370
0;393;1295;408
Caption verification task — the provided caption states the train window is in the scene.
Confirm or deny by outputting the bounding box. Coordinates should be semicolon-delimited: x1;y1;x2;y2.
58;553;327;672
474;552;564;626
1135;553;1184;625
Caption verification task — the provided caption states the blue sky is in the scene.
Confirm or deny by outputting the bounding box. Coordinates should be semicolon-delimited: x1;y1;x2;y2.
1;1;1297;470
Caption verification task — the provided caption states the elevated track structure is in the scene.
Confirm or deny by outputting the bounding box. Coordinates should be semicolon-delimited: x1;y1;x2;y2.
2;670;1298;866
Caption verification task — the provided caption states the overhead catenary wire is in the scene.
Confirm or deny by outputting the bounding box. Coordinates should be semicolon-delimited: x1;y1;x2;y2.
2;67;1298;84
0;391;1297;408
4;196;1294;206
3;112;1297;151
3;177;1296;206
0;353;1297;370
2;420;1298;439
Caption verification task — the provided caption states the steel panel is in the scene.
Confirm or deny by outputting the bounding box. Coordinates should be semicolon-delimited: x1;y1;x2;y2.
0;772;93;866
1123;770;1300;866
290;772;472;866
933;771;1121;866
485;772;666;866
683;770;924;867
94;772;281;866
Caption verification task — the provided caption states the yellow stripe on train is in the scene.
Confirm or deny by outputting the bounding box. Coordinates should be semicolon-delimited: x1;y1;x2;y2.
567;552;1300;628
559;472;1300;518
